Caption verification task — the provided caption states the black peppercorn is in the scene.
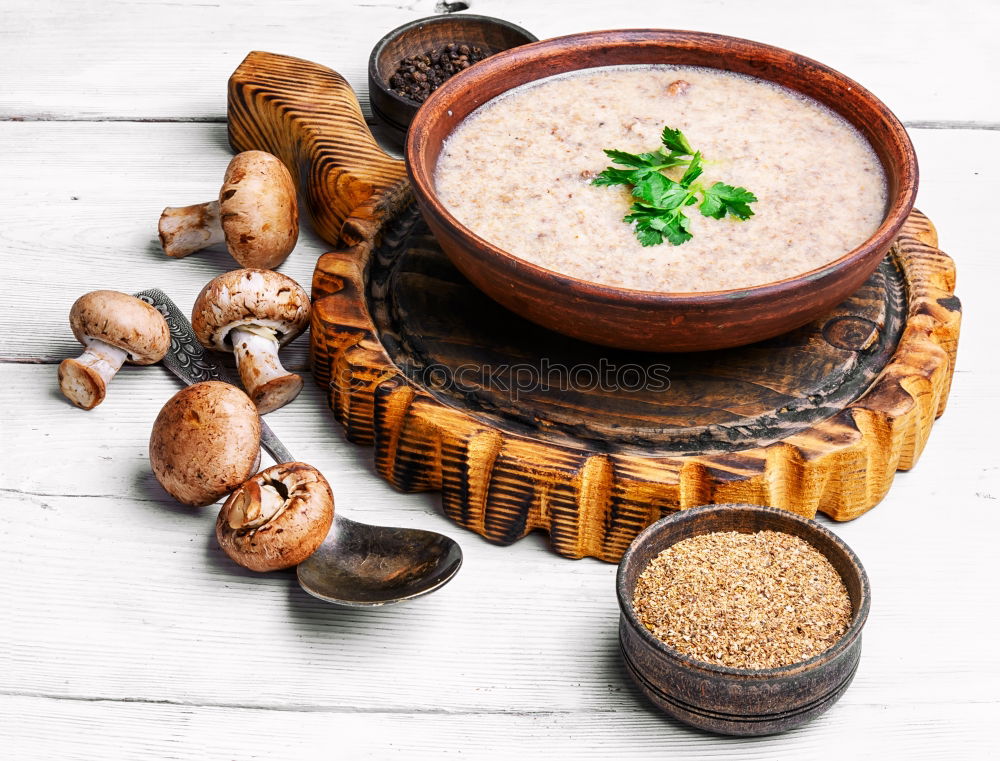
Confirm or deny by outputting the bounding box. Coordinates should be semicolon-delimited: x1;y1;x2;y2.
389;43;491;103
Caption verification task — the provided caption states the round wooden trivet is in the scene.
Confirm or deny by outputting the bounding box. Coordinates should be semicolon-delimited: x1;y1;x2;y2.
229;52;961;561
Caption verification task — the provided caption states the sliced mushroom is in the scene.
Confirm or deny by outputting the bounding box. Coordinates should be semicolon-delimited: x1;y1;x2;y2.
150;381;261;506
191;269;310;414
666;79;691;96
158;151;299;269
58;291;170;410
216;462;334;572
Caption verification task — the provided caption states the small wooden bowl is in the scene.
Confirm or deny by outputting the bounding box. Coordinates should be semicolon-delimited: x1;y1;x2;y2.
616;504;871;736
407;30;918;352
368;14;537;144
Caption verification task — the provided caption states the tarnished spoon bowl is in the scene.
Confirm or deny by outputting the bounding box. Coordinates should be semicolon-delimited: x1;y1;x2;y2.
297;514;463;607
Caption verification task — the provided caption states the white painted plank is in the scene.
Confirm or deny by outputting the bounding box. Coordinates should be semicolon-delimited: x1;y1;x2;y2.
0;121;996;365
1;0;998;123
1;695;997;761
2;362;999;716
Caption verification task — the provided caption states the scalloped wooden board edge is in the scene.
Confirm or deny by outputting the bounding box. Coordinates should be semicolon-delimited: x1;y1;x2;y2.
308;210;960;561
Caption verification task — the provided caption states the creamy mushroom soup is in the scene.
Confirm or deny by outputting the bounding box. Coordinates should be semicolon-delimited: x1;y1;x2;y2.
434;65;888;292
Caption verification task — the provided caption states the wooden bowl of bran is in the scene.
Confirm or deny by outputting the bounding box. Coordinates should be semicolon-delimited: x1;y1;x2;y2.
616;503;871;736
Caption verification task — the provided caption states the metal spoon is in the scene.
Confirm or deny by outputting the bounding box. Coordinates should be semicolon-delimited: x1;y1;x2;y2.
137;288;463;607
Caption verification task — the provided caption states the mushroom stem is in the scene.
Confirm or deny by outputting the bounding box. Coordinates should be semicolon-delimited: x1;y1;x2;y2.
231;326;303;414
58;339;128;410
227;479;288;530
158;200;224;258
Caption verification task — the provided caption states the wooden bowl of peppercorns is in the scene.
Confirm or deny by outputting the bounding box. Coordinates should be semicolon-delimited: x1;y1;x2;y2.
368;14;536;144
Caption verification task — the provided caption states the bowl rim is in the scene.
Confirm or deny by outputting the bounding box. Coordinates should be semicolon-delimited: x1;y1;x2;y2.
406;28;918;304
367;13;539;115
615;503;872;678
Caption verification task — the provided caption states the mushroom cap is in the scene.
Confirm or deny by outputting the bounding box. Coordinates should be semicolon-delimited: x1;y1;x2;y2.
149;381;261;507
69;290;170;364
216;462;334;572
191;269;310;351
219;151;299;269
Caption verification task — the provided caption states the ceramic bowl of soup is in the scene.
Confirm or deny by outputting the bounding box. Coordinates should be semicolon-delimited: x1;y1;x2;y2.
406;30;917;352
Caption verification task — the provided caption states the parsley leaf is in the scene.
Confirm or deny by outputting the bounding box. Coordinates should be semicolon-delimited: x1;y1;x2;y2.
680;151;704;187
660;126;695;155
590;126;756;246
602;149;660;168
632;172;688;209
624;203;693;246
632;221;665;247
591;166;648;187
700;182;758;220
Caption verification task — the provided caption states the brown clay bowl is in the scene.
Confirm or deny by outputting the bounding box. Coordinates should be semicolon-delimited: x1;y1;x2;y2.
616;504;871;736
406;30;918;352
368;14;537;145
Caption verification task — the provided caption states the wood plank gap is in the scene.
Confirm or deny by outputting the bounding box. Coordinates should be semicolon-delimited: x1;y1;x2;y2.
0;356;62;364
0;487;161;503
0;690;594;716
0;356;311;370
0;115;384;127
4;689;998;712
0;116;228;123
2;116;999;131
904;120;1000;130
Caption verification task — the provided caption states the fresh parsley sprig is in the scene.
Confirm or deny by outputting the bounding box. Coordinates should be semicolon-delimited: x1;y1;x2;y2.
592;126;757;246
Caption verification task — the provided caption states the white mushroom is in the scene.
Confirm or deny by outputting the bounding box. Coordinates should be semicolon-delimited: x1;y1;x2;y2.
158;150;299;269
149;381;262;507
58;291;170;410
191;269;310;414
216;462;334;572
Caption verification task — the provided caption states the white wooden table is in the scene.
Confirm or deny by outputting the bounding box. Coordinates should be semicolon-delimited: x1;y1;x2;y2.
2;1;998;758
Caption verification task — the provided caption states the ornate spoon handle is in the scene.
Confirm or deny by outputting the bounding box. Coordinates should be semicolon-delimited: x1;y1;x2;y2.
135;288;295;465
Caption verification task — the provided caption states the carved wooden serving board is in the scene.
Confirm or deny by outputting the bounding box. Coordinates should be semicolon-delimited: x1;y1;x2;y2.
228;52;961;561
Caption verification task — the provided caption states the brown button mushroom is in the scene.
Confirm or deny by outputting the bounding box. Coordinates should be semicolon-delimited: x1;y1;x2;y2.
58;291;171;410
158;151;299;269
191;269;310;414
216;462;334;572
150;381;261;506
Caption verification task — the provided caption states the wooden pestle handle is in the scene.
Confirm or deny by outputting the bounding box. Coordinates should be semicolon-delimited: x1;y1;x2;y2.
227;51;410;248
